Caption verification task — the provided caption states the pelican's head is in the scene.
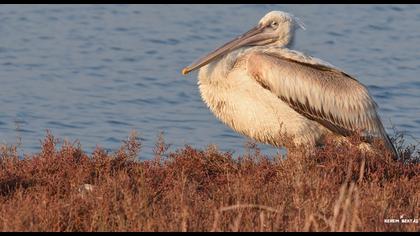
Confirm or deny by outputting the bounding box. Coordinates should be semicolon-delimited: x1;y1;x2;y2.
182;11;305;75
258;11;305;47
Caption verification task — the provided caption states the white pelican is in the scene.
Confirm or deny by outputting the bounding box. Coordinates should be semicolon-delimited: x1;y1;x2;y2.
182;11;397;158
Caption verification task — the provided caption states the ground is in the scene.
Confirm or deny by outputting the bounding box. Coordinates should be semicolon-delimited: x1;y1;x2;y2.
0;131;418;232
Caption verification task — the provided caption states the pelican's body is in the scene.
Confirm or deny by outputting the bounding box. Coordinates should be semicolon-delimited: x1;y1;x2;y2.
198;47;328;148
182;11;397;158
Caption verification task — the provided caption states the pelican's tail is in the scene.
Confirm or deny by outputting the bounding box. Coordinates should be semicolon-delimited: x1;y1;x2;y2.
383;133;399;160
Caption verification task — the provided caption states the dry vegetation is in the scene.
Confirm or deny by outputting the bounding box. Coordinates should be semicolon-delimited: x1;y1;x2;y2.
0;130;418;232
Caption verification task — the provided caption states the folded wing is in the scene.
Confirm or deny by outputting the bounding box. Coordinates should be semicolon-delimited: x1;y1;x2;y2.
244;49;397;156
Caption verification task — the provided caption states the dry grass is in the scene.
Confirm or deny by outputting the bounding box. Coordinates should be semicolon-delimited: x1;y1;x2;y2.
0;130;418;232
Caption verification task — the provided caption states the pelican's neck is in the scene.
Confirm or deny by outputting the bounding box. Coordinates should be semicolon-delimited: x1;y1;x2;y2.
284;34;296;48
197;46;259;86
271;24;298;49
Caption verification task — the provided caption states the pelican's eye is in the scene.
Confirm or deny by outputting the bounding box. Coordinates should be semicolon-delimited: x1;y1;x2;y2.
270;21;278;29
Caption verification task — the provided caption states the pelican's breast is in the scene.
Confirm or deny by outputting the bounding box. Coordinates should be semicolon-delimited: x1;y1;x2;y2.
197;56;326;147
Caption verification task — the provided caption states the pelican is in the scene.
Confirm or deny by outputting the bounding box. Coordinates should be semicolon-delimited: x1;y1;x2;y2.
182;11;397;158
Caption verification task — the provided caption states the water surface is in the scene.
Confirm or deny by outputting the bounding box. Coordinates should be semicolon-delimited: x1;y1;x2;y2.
0;4;419;158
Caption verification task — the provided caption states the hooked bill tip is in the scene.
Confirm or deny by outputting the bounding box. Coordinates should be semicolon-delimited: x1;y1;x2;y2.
181;68;190;75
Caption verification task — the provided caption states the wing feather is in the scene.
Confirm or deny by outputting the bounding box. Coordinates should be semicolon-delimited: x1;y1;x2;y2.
244;49;396;156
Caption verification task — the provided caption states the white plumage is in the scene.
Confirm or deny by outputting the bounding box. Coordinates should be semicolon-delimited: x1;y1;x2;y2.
182;11;397;158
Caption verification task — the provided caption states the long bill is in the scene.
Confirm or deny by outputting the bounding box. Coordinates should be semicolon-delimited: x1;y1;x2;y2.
182;24;274;75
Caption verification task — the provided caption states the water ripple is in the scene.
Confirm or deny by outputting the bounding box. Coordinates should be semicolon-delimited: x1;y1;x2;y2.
0;4;418;158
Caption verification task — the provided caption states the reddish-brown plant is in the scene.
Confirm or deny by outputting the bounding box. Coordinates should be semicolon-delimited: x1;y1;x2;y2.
0;131;418;232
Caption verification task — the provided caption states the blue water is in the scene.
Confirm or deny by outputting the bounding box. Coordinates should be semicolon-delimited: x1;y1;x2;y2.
0;4;419;158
